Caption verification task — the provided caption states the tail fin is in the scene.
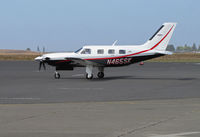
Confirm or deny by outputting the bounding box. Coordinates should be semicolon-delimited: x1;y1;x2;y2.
144;22;177;51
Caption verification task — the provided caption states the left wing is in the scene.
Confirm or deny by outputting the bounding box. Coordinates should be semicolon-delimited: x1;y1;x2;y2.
64;57;101;66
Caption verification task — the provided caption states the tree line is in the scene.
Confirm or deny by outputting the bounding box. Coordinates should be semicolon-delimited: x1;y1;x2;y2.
167;43;200;52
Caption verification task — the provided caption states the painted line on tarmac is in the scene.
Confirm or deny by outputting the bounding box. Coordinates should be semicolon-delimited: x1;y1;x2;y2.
59;87;103;90
72;74;84;77
0;98;41;100
149;131;200;137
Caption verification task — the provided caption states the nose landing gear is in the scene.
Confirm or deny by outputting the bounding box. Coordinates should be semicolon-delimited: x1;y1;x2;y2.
54;71;60;79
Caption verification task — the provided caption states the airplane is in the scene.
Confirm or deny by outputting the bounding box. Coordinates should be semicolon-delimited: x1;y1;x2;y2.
35;22;177;79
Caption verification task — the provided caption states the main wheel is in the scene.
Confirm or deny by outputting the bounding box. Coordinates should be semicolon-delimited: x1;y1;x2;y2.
97;72;104;78
86;73;93;79
54;72;60;79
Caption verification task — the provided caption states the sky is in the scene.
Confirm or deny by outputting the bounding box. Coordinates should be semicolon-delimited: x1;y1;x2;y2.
0;0;199;51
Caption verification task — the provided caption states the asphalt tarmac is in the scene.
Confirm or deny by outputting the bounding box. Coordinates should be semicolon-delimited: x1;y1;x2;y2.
0;61;200;104
1;61;200;137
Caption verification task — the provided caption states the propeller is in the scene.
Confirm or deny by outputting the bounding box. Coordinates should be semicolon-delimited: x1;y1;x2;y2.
35;46;48;71
35;56;48;71
39;60;46;71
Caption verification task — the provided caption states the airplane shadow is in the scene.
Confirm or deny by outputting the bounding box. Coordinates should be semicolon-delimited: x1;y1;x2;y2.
94;76;197;81
60;76;198;81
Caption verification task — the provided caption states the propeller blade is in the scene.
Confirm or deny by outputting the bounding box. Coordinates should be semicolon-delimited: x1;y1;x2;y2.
42;62;46;70
36;56;49;71
39;61;42;71
39;61;46;71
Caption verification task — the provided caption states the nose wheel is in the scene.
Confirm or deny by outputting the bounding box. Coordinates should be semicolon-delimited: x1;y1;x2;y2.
54;71;60;79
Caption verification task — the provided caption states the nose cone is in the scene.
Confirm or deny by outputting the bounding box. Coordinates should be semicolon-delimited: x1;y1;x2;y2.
35;56;43;61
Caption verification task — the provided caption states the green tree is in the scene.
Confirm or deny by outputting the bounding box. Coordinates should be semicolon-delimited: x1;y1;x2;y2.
184;44;192;52
42;46;45;53
166;44;175;52
192;43;197;51
198;45;200;51
176;46;184;52
37;45;40;52
26;48;31;51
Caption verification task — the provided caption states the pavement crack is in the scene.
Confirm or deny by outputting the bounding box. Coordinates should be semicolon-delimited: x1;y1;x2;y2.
117;117;176;137
0;110;58;127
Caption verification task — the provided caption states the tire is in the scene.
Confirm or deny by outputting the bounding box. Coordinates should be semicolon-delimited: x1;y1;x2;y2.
54;73;60;79
97;72;104;78
86;73;93;79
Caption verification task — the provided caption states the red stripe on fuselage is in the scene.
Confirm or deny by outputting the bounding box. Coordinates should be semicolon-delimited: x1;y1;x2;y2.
84;25;174;61
55;60;71;64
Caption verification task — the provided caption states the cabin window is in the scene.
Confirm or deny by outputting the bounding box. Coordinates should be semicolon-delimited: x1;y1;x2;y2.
119;50;126;54
108;49;115;54
81;48;91;54
97;49;104;54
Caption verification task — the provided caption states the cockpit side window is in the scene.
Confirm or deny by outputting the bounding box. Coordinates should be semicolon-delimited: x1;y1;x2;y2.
81;48;91;54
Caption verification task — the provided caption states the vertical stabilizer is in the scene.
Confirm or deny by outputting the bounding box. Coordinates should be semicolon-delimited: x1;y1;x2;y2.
144;23;176;51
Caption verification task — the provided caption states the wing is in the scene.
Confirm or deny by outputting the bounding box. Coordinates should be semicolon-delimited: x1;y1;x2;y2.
65;57;102;67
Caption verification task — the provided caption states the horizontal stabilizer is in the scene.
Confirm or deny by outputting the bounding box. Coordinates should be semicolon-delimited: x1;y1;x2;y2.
156;50;173;55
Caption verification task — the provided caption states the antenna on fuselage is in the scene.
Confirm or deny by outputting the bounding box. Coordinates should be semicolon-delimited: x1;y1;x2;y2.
112;40;118;46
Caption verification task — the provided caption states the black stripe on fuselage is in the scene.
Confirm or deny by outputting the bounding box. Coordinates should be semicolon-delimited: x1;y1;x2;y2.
45;60;84;67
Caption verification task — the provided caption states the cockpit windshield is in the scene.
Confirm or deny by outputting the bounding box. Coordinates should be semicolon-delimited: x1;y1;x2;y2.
74;48;82;53
81;48;91;54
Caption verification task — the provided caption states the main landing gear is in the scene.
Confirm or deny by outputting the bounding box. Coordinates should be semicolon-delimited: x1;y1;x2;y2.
97;67;104;79
86;73;93;79
97;72;104;78
86;65;93;79
85;66;104;79
54;71;60;79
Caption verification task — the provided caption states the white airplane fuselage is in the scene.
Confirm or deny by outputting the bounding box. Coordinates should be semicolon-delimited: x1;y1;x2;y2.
36;45;165;67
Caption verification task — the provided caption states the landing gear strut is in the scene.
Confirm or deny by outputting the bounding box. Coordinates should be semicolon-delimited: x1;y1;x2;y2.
86;65;93;79
86;73;93;79
54;71;60;79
